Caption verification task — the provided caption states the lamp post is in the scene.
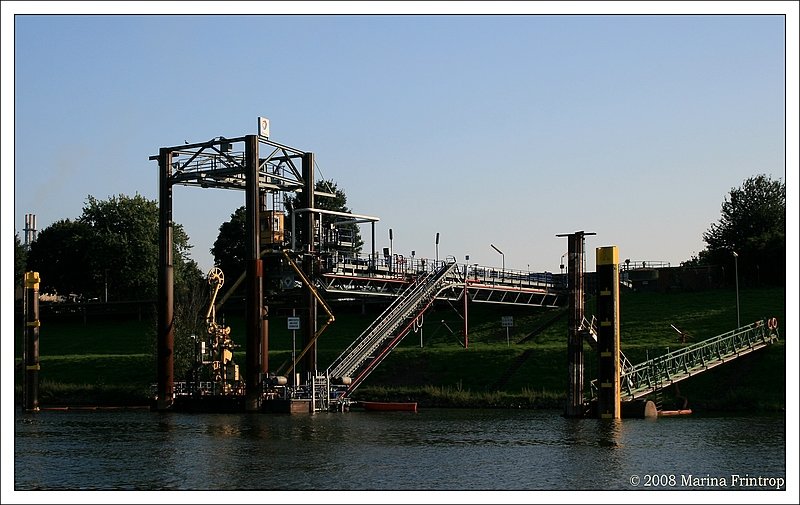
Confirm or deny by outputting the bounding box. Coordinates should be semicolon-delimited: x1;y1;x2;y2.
733;250;740;328
490;244;504;280
389;228;393;273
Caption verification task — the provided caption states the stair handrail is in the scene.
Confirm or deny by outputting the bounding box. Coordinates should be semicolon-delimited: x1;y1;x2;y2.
328;270;439;376
332;262;458;375
327;261;459;379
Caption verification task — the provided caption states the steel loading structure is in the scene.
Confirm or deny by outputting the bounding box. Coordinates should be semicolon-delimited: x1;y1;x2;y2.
149;123;780;416
150;120;573;414
150;120;382;413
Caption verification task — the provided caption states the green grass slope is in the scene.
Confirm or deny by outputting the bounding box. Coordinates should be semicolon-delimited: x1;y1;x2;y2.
13;287;786;411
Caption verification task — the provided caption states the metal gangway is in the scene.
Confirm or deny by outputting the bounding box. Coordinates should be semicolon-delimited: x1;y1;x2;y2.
323;260;462;404
618;318;780;402
320;254;565;308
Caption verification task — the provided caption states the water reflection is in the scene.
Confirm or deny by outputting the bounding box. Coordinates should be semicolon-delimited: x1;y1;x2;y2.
13;408;786;492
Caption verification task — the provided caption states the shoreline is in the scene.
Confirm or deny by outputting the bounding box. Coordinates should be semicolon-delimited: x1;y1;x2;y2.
13;387;786;413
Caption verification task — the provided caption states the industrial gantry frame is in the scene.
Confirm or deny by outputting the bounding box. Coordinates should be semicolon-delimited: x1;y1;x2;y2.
150;119;380;412
150;125;775;417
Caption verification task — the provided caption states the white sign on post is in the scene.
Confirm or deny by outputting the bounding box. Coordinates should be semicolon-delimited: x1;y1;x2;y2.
501;316;513;347
287;317;301;330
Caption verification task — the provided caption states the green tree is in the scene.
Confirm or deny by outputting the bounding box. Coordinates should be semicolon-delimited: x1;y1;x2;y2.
26;219;93;297
210;205;247;288
26;194;202;300
691;174;785;286
79;194;201;300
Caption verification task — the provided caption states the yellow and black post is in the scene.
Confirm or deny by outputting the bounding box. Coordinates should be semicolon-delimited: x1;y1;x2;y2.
23;271;41;411
596;246;621;419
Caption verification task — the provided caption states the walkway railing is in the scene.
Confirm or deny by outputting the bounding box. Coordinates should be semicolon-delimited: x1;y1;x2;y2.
326;261;462;399
620;319;780;401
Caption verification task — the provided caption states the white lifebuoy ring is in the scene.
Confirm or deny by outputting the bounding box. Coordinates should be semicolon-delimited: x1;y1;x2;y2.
768;317;778;330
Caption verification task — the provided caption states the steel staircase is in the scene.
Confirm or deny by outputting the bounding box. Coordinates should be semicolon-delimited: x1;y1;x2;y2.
326;261;462;398
619;319;780;401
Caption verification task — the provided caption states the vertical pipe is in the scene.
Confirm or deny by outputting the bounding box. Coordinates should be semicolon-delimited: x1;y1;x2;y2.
565;232;585;418
261;305;269;375
157;148;175;411
301;152;317;382
244;135;263;411
23;271;40;411
596;246;621;419
463;275;469;349
258;192;269;376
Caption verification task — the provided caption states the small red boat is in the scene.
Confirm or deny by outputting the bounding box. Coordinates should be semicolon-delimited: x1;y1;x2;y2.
658;409;693;417
359;401;418;412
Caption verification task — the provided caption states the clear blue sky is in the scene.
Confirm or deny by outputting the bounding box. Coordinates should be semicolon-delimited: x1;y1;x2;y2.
4;3;797;277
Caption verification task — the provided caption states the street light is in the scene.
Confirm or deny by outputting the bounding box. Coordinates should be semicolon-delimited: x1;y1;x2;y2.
490;243;505;280
733;251;740;328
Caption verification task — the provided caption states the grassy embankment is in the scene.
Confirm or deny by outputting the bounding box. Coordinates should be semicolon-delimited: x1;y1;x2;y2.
13;287;786;411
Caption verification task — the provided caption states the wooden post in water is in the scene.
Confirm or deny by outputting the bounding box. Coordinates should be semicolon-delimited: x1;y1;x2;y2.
23;271;41;411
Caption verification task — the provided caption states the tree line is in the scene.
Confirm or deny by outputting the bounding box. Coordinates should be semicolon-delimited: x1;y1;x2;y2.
14;179;362;301
14;174;785;302
682;174;785;288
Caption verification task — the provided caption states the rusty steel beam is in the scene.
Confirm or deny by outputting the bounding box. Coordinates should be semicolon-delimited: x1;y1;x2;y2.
245;135;263;411
157;148;175;411
557;231;595;418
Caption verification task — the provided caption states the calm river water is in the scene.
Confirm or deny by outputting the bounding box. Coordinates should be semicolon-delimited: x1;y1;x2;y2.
12;407;787;497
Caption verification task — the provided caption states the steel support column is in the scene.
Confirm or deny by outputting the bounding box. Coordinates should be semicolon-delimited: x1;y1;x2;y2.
558;230;594;418
301;152;317;382
596;246;621;419
23;271;41;411
157;148;175;411
245;135;263;411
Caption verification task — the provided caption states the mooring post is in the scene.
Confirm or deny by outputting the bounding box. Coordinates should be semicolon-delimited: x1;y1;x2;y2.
557;230;595;418
245;134;263;411
596;246;621;419
23;271;41;412
157;148;175;411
